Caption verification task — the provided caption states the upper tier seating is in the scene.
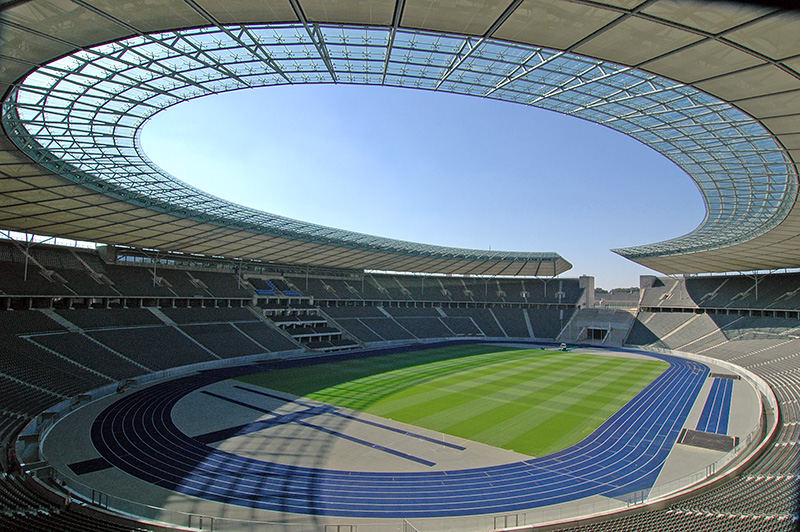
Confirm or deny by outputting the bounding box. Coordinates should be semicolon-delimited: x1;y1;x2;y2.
233;322;299;352
0;244;796;530
30;333;146;380
641;273;800;311
0;262;68;296
180;270;253;298
283;274;584;305
179;324;265;358
55;308;162;329
87;327;216;370
268;278;301;296
322;306;385;319
102;265;176;297
157;269;210;298
333;319;384;342
248;278;277;295
161;307;255;324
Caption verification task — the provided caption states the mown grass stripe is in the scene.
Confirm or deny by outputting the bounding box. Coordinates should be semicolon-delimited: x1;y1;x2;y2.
466;357;634;444
503;358;666;454
309;349;538;411
434;357;629;450
237;344;516;398
312;349;555;410
235;346;667;457
368;352;576;418
390;356;608;428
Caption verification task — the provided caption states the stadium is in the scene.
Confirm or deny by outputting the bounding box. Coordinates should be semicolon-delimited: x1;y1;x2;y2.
0;0;798;530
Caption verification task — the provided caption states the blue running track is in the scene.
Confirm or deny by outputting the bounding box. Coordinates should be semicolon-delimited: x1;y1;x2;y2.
89;348;708;518
695;378;733;434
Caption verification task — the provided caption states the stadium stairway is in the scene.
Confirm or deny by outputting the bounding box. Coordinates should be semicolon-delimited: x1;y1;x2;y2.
557;309;636;347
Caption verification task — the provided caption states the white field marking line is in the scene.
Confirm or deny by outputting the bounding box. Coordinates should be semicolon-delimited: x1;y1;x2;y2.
231;384;466;452
513;358;706;497
710;379;730;435
544;357;702;467
566;361;707;492
89;356;708;510
208;362;688;494
698;378;722;433
477;359;709;504
720;379;733;434
710;380;725;434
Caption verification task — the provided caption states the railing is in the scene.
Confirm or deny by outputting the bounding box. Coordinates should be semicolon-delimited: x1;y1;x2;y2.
48;470;411;532
44;407;765;532
30;343;776;531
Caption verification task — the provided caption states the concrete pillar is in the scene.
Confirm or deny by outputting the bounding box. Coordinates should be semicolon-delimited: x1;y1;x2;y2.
579;275;595;308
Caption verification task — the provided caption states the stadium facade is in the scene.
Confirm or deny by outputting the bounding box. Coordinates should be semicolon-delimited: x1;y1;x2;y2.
0;1;798;531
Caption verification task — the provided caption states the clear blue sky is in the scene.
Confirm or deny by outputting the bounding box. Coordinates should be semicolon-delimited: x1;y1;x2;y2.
140;84;704;290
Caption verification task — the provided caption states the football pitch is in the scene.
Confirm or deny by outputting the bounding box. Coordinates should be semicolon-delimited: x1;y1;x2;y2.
237;344;668;456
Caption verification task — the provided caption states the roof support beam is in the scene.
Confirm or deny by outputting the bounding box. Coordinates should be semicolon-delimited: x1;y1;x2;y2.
382;0;406;84
287;0;337;82
182;0;291;83
435;0;523;90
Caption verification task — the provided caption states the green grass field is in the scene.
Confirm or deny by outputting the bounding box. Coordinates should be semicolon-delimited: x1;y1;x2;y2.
236;344;668;456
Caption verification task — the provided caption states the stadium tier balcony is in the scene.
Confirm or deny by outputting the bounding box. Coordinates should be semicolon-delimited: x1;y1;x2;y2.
360;276;393;300
177;270;253;299
266;277;302;297
0;262;69;297
298;275;586;306
101;265;176;298
247;277;275;295
368;275;414;301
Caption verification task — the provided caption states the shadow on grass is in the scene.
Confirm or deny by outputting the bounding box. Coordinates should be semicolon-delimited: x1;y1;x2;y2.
235;343;530;411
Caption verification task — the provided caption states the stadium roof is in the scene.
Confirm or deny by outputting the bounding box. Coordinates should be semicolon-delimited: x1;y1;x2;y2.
0;0;798;276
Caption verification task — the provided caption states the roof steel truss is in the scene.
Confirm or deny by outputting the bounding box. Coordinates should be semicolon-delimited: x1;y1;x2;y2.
2;20;797;267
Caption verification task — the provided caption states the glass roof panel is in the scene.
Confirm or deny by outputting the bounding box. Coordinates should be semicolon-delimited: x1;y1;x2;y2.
3;23;796;262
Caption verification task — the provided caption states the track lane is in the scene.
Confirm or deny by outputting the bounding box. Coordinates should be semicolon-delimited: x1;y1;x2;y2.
90;349;708;517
